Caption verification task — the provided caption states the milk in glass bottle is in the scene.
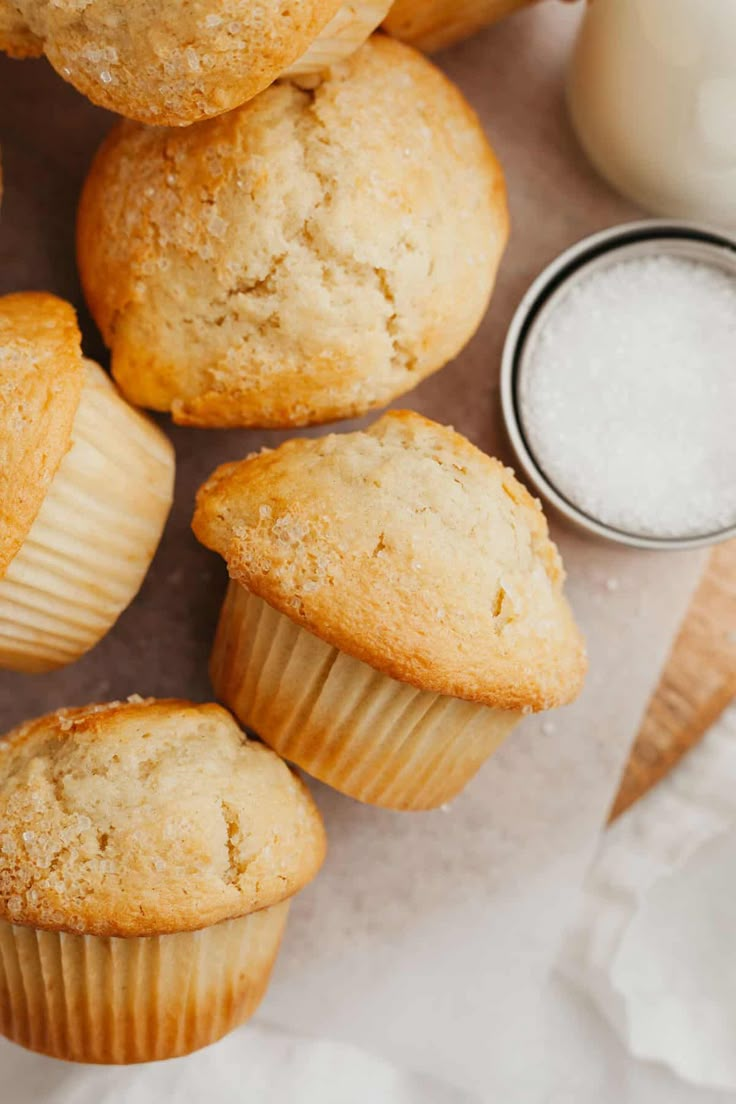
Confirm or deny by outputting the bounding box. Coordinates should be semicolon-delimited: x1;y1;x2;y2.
568;0;736;228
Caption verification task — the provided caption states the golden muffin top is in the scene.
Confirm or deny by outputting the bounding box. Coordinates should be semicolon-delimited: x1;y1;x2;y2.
0;1;40;58
0;0;343;125
0;699;326;937
383;0;527;53
0;292;84;579
77;35;508;428
193;411;587;712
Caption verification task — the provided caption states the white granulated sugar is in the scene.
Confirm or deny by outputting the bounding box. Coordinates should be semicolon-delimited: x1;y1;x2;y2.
185;46;201;72
519;254;736;539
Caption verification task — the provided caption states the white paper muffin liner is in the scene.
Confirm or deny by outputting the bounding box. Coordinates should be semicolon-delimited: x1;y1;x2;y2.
211;583;521;811
0;902;289;1064
283;1;392;79
0;362;174;673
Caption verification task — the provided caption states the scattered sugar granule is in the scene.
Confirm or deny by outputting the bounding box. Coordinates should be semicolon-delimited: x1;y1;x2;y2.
185;46;201;72
207;212;228;238
0;835;16;856
519;255;736;539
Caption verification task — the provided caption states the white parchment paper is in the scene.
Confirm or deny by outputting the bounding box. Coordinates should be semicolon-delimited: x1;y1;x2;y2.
562;705;736;1093
0;1023;477;1103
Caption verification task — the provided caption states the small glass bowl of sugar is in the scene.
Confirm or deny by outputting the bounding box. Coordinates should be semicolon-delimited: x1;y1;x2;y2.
501;221;736;550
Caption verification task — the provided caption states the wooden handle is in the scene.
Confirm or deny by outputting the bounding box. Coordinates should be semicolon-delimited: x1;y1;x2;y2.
609;540;736;822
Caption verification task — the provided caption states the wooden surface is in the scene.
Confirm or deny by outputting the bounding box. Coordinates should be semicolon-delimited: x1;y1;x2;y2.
610;540;736;821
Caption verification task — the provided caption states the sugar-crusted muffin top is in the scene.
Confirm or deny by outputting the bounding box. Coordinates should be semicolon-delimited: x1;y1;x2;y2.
77;35;508;428
383;0;523;52
0;0;342;125
0;699;326;937
0;292;84;579
193;411;587;711
0;1;41;59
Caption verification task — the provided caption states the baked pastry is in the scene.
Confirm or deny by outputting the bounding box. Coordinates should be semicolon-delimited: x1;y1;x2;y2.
384;0;536;51
0;0;391;125
77;35;508;429
0;292;174;673
0;698;326;1063
0;0;37;58
193;411;587;810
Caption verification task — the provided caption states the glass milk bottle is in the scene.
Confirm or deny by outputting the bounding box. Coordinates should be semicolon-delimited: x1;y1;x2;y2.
567;0;736;229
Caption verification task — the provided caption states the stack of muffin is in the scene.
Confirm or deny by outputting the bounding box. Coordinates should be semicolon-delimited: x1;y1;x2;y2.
0;0;585;1066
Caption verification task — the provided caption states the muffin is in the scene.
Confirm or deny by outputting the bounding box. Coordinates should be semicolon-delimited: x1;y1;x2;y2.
0;698;326;1063
384;0;537;51
0;0;391;125
193;411;587;811
0;292;174;673
77;36;508;429
0;1;37;58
